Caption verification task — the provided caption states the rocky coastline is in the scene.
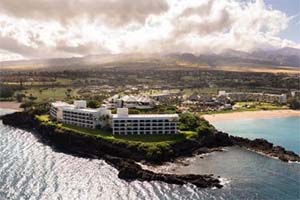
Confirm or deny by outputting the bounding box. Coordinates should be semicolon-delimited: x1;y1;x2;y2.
231;136;300;162
1;112;224;188
1;111;299;189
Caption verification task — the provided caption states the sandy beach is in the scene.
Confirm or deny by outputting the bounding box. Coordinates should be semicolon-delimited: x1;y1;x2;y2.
202;110;300;123
0;101;22;111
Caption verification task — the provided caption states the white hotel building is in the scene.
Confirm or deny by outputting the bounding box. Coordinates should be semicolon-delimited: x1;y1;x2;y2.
50;100;111;129
50;101;179;135
112;108;179;135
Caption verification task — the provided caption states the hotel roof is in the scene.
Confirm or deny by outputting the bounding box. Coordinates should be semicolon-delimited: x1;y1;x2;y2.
64;107;100;113
106;94;154;103
51;101;107;113
51;101;72;107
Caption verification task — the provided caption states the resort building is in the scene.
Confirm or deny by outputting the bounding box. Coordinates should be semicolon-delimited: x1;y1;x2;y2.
112;108;179;135
50;100;111;129
104;94;156;109
291;90;300;99
218;91;287;104
150;90;182;104
50;100;179;135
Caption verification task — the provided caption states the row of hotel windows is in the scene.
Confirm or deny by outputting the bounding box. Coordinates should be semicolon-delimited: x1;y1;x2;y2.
50;108;57;113
113;119;176;123
51;107;58;111
50;109;57;118
63;117;94;124
113;123;177;127
62;120;95;129
63;113;93;117
63;114;93;121
114;127;176;131
113;130;177;135
63;111;93;117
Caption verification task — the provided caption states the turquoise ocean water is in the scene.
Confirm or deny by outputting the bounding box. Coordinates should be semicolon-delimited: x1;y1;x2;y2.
212;117;300;153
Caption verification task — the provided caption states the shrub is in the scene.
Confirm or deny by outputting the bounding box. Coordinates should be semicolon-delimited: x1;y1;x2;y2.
196;119;215;135
20;102;34;111
289;98;300;110
179;112;199;131
16;93;26;102
87;100;99;108
31;103;50;115
0;85;14;98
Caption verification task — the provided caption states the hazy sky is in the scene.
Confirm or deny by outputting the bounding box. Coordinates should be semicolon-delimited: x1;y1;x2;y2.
0;0;299;61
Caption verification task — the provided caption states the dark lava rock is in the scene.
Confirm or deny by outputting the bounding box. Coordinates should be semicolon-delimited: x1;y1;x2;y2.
231;136;300;162
105;155;222;188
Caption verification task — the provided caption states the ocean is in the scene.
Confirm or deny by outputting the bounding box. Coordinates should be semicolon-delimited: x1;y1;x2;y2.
212;117;300;153
0;109;299;200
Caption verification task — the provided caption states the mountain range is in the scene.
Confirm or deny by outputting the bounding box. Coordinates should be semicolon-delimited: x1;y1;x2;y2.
166;47;300;68
1;47;299;71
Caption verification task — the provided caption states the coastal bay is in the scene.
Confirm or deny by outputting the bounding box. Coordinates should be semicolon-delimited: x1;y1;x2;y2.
203;110;300;154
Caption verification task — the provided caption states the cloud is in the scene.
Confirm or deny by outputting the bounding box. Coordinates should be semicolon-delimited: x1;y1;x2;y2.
179;0;214;18
0;49;23;61
144;0;294;53
0;0;298;61
0;0;169;27
0;36;39;57
174;8;233;36
55;40;108;55
0;35;107;59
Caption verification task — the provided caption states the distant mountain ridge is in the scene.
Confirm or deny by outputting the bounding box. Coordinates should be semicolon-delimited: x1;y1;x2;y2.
1;47;300;70
166;47;300;67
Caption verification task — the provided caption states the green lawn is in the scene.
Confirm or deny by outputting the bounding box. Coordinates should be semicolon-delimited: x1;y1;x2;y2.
55;78;73;85
4;78;73;86
4;81;52;86
16;87;78;103
179;131;198;139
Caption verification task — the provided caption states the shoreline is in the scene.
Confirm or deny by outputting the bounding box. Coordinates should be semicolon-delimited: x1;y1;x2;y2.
0;101;22;111
1;111;299;189
202;110;300;123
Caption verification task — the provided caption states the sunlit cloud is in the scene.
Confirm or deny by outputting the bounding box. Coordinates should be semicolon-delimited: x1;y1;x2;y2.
0;0;298;61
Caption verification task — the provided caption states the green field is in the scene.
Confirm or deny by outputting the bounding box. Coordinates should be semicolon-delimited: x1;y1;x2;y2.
4;78;73;87
16;87;79;103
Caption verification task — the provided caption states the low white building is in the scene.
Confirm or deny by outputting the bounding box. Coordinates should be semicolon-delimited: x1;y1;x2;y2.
291;90;300;99
112;108;179;135
104;94;156;109
218;91;287;104
50;100;111;129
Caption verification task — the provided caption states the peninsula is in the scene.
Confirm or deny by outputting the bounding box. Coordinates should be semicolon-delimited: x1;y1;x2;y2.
1;102;299;188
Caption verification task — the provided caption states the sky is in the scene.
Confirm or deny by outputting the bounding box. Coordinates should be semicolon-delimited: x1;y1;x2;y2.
0;0;299;61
